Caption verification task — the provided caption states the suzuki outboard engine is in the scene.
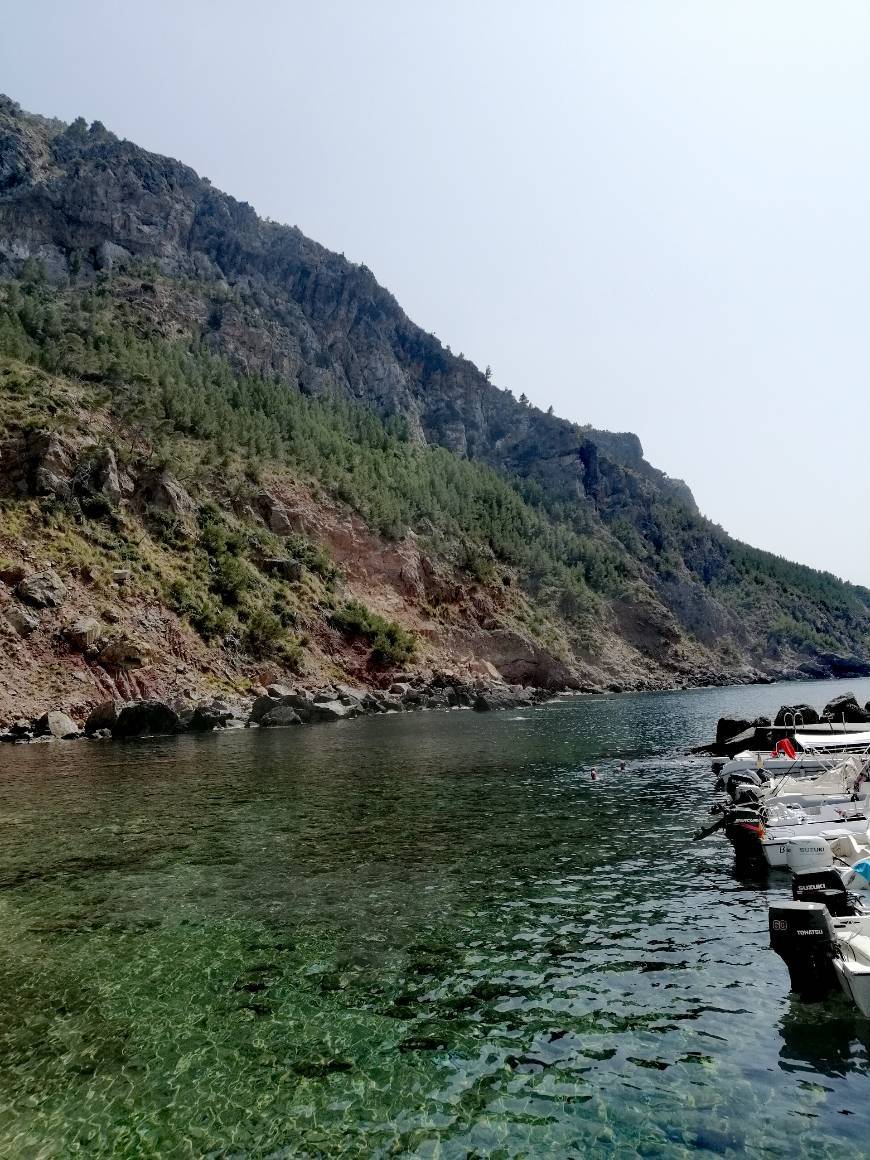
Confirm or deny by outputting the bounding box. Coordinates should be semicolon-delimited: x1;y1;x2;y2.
791;869;852;916
769;900;839;1000
786;837;833;875
786;838;854;916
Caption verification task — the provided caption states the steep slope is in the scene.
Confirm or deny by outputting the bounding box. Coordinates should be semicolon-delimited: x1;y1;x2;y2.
0;94;868;721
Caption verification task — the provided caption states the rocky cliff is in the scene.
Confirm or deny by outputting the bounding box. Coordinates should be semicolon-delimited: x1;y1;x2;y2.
0;93;868;724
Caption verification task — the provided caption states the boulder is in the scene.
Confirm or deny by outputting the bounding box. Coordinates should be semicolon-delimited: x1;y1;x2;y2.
715;717;751;746
265;683;295;699
472;688;532;712
137;470;195;519
85;700;120;735
94;446;123;506
6;605;39;636
823;694;870;724
773;704;820;728
9;719;32;741
259;705;303;728
112;700;180;739
249;694;284;724
97;635;151;668
179;704;225;732
16;569;67;608
64;616;105;653
307;699;357;722
33;710;80;739
0;562;27;586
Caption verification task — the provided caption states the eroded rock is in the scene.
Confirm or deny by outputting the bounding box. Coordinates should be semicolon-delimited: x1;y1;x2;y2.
112;700;179;739
823;694;870;724
98;635;152;668
64;616;105;653
6;605;39;636
17;569;67;608
33;710;79;739
259;705;303;728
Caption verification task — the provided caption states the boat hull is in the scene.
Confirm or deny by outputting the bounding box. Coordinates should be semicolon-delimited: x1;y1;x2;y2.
833;958;870;1016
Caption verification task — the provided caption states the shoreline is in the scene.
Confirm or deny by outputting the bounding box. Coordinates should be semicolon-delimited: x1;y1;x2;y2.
4;669;870;748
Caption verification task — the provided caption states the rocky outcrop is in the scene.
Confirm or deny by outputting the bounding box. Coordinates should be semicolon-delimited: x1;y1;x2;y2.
5;605;38;636
136;470;195;520
259;705;303;728
33;710;79;739
112;700;179;739
97;635;152;669
822;694;870;724
64;616;106;654
472;688;534;712
16;569;67;608
715;717;752;746
773;704;821;727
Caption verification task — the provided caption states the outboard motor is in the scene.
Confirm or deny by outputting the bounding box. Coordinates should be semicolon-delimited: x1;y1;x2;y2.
724;771;764;801
769;901;839;1000
787;838;853;916
786;837;833;875
732;783;763;807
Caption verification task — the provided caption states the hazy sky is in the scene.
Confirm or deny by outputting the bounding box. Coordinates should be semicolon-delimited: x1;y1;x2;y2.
3;1;869;582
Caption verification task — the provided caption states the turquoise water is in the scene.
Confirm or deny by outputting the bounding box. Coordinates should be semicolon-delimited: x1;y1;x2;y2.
1;677;870;1157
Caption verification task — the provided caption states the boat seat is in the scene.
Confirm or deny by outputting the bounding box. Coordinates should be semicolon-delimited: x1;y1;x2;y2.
833;833;870;861
840;934;870;966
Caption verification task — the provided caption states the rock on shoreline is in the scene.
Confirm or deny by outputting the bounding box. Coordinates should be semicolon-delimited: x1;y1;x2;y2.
0;676;552;745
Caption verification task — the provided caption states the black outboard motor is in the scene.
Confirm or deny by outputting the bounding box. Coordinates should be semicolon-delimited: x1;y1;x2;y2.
791;869;853;917
769;901;839;1001
724;770;764;800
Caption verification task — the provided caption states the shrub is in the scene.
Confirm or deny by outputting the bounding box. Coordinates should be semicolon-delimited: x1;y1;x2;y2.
331;600;415;666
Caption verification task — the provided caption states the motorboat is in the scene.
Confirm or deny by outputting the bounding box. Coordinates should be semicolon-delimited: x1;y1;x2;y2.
769;899;870;1016
728;807;870;872
715;731;870;794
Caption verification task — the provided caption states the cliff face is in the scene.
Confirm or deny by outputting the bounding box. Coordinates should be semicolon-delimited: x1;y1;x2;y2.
0;95;696;511
0;93;869;720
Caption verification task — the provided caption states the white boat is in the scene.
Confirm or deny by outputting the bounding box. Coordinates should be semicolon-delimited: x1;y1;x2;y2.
769;899;870;1017
833;918;870;1015
759;808;870;869
718;731;870;781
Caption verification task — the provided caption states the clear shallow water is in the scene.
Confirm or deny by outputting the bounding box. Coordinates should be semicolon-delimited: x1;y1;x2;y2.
2;678;870;1157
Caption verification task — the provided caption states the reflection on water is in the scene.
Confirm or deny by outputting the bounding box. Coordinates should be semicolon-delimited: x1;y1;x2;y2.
1;676;870;1156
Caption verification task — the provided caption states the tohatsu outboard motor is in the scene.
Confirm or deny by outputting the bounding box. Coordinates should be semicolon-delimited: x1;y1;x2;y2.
769;901;839;1000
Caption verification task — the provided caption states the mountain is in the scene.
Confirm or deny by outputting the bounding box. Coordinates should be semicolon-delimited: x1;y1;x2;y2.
0;93;868;722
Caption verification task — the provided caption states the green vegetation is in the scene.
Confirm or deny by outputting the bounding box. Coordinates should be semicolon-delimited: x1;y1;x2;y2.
0;272;868;666
331;601;416;666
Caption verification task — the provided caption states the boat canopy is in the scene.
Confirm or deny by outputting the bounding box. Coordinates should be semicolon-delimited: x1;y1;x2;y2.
795;731;870;751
